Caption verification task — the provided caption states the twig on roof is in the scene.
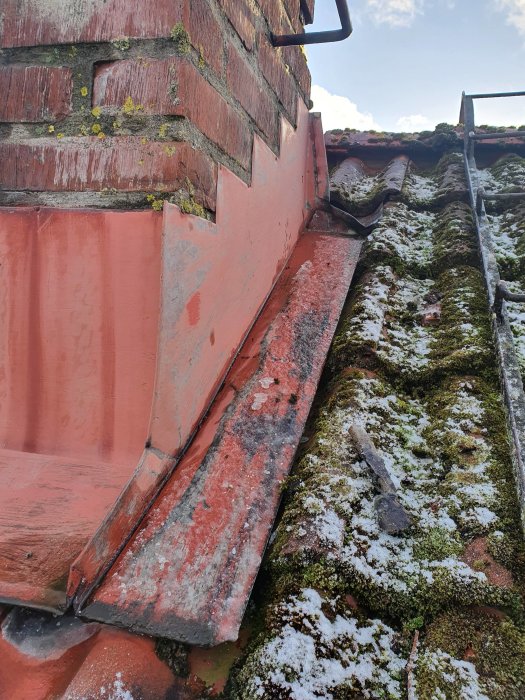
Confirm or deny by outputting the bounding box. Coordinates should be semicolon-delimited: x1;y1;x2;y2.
348;425;412;535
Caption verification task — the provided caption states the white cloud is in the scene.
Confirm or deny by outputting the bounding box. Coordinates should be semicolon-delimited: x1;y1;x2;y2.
310;85;382;131
363;0;455;28
496;0;525;35
365;0;424;27
395;114;434;131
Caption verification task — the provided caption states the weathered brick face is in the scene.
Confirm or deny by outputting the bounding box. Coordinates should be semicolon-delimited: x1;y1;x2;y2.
0;66;73;122
0;0;314;212
93;58;253;170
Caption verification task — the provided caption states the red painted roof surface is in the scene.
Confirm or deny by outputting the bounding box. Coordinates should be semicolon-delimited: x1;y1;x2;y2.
0;606;183;700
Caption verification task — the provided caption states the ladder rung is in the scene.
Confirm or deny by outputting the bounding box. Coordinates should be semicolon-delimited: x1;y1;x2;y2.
470;130;525;141
482;191;525;200
468;91;525;100
495;281;525;317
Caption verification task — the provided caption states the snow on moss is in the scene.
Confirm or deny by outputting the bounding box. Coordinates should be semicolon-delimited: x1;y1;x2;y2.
403;172;438;204
270;372;519;621
333;265;491;382
487;155;525;192
488;211;522;271
477;168;497;191
375;276;433;374
341;266;394;349
402;153;466;208
363;204;435;276
416;649;490;700
330;159;382;215
233;148;525;699
234;589;405;700
416;609;525;700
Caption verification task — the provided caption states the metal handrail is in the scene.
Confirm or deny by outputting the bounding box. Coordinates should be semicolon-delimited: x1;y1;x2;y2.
495;281;525;318
470;130;525;140
460;90;525;130
272;0;352;47
467;91;525;100
461;88;525;533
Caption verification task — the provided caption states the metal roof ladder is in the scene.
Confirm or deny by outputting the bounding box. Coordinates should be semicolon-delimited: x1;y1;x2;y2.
461;90;525;528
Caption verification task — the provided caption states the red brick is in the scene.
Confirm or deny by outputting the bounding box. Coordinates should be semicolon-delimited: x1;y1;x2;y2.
217;0;256;50
187;0;224;76
283;0;303;32
0;66;72;122
94;57;253;169
0;0;185;48
301;0;315;24
226;43;279;145
283;45;311;100
258;0;282;34
258;36;298;122
0;0;225;76
258;0;302;33
93;58;175;113
0;138;217;209
284;0;301;18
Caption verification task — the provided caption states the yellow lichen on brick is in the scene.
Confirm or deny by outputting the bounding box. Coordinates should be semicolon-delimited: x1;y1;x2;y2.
158;123;170;139
146;194;165;212
122;96;144;114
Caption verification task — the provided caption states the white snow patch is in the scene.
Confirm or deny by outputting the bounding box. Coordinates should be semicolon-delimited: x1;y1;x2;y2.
246;589;405;700
251;393;268;410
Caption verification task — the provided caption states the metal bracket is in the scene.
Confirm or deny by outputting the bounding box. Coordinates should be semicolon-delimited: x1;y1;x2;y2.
328;202;383;235
300;0;314;25
476;187;485;216
271;0;352;47
494;281;525;319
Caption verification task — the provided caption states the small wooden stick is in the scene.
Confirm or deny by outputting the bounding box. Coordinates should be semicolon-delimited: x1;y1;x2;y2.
348;424;412;535
406;629;420;700
348;424;397;494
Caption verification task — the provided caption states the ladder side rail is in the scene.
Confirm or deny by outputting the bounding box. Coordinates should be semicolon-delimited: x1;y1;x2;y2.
462;93;525;528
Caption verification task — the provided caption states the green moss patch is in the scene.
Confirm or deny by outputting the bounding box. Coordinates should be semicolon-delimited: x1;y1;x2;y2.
416;609;525;700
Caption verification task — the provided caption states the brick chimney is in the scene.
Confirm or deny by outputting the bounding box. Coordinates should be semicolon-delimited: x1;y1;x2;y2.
0;0;324;625
0;0;314;213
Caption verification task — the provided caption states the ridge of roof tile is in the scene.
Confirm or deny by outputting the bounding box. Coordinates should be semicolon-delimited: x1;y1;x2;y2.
325;124;525;154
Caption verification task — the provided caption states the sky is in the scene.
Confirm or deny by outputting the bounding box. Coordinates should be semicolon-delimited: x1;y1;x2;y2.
306;0;525;132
